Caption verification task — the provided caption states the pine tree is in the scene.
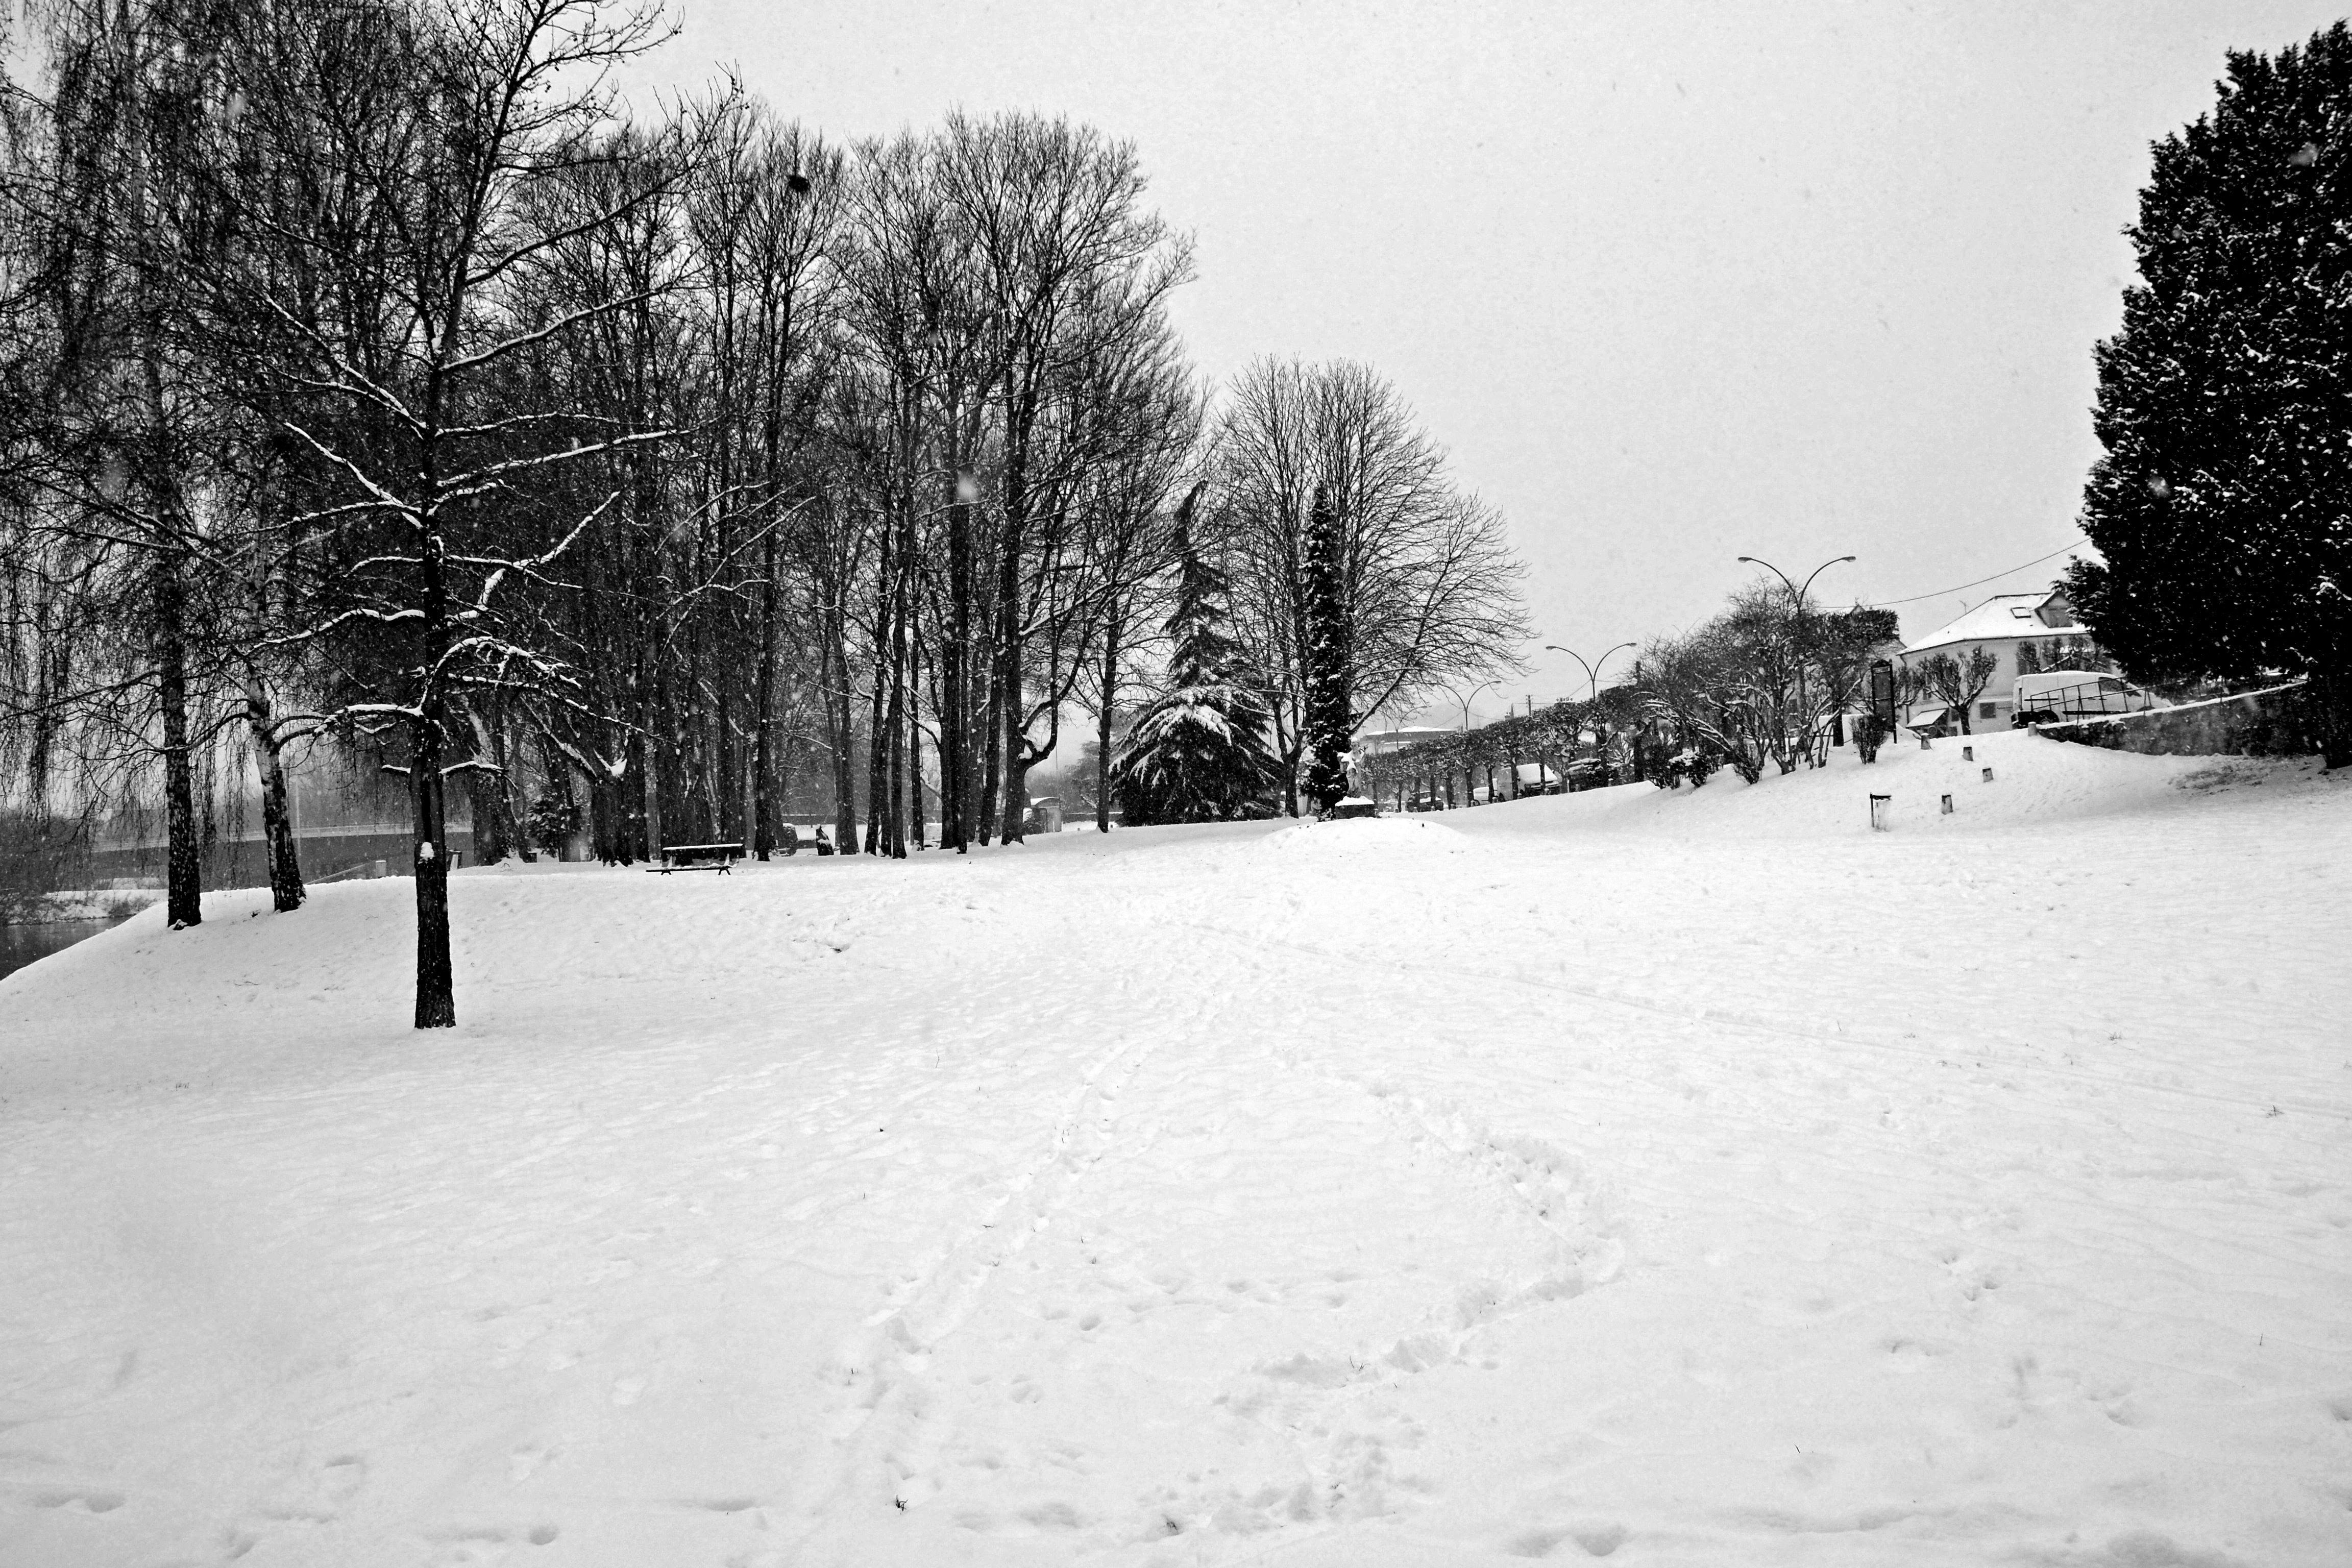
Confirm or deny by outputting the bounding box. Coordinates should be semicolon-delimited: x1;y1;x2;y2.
1110;484;1279;824
2069;22;2352;764
1301;483;1354;812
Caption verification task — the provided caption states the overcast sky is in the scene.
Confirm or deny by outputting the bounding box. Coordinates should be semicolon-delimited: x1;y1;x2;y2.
634;0;2334;721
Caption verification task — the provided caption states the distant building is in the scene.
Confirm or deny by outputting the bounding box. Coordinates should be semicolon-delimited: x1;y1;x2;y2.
1354;726;1455;756
1898;588;2106;732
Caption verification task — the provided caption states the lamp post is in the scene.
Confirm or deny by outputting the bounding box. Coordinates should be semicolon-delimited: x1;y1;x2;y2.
1449;678;1503;732
1443;680;1502;808
1735;555;1855;763
1545;642;1637;704
1545;643;1635;787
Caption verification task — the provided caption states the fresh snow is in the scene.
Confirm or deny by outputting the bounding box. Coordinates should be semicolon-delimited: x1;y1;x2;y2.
3;729;2348;1567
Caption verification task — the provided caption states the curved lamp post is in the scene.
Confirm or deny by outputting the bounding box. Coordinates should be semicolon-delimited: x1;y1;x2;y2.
1448;678;1504;732
1545;642;1637;704
1434;679;1505;808
1736;554;1856;610
1542;643;1636;787
1735;554;1856;759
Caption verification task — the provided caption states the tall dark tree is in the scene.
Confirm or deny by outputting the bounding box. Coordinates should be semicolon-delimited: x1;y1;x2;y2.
2069;21;2352;764
1300;483;1351;812
1108;482;1275;824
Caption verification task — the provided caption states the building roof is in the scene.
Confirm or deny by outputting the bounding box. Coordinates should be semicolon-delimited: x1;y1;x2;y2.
1357;726;1456;752
1902;591;2081;657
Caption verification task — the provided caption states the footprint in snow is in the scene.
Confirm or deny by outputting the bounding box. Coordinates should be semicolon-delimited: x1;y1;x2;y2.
23;1487;127;1513
1507;1522;1628;1558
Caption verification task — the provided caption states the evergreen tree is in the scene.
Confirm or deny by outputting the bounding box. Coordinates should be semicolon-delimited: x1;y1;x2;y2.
1110;484;1279;824
1301;483;1353;812
2069;22;2352;764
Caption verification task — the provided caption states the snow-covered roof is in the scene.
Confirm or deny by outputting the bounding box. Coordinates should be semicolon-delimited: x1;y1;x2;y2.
1902;591;2080;656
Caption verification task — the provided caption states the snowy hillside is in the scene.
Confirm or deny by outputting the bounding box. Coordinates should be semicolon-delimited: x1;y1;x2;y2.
4;733;2348;1567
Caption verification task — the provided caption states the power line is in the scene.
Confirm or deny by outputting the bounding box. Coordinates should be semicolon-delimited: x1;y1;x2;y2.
1860;536;2089;608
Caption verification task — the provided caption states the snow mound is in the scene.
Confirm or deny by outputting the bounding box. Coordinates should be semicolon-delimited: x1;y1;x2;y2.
4;743;2348;1567
1446;727;2337;842
1256;813;1473;860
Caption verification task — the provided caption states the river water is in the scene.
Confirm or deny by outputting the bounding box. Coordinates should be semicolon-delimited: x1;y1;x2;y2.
0;918;123;983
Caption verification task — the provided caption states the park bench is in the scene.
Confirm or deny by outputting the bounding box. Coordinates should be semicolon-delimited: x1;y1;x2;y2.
651;841;742;874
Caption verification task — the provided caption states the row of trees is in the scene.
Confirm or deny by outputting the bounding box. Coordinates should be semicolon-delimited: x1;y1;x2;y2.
1631;591;1899;781
1361;582;1902;804
0;0;1525;1024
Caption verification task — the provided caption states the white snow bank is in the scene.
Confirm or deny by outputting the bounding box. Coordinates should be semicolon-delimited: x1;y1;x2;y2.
1254;813;1473;862
3;752;2348;1567
1454;725;2324;840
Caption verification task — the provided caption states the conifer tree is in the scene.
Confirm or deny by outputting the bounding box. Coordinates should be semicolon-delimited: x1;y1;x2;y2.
1110;484;1278;824
1301;483;1353;812
2070;21;2352;763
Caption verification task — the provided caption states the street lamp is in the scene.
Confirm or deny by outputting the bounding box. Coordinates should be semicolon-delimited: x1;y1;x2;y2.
1438;679;1504;808
1735;554;1856;761
1736;554;1856;609
1448;678;1503;732
1542;643;1635;788
1545;642;1637;704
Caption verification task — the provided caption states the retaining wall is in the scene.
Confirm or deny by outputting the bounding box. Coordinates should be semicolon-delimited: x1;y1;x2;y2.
2038;680;2324;758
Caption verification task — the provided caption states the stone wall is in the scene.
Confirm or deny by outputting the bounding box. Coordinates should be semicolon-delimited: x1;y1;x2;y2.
2040;681;2323;758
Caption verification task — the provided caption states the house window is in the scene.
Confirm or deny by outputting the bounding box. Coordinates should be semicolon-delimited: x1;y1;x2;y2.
1979;701;1998;720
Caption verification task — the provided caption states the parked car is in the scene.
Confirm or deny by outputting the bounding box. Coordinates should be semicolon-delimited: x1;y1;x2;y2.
1511;763;1564;797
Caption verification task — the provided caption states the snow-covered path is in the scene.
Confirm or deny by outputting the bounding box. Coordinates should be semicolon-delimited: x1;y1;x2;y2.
4;731;2348;1566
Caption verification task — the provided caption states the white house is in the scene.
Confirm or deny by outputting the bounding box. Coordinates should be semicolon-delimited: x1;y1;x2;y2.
1898;587;2105;732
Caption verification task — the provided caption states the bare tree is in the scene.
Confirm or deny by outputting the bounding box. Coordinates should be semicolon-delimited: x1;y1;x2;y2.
937;110;1193;843
1919;646;2000;734
222;0;684;1026
1217;357;1527;814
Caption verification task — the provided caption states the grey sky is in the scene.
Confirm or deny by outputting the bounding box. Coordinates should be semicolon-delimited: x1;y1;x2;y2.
635;0;2334;721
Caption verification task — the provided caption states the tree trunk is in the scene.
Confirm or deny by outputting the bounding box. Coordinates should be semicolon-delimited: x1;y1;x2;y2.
885;585;908;860
638;687;664;864
943;475;972;852
825;598;857;849
1095;633;1118;833
977;653;1003;846
247;687;305;913
464;710;516;866
410;719;456;1029
995;409;1031;845
905;619;925;852
1003;743;1030;843
863;602;889;856
153;547;202;929
1272;700;1302;817
2319;672;2350;770
753;531;779;859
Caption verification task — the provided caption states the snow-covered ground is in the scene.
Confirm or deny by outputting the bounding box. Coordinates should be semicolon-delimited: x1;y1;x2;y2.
4;729;2347;1567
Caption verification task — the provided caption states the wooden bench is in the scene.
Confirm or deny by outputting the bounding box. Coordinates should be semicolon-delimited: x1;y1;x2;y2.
650;841;743;874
